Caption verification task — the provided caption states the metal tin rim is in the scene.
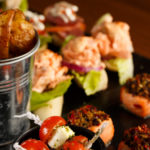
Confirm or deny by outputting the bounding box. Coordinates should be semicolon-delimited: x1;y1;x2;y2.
0;31;40;66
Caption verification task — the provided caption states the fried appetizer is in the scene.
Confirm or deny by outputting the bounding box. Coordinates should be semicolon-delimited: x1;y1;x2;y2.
91;13;134;85
31;49;72;121
25;10;51;49
62;36;108;95
120;73;150;118
0;9;35;59
67;105;114;146
44;1;86;45
118;124;150;150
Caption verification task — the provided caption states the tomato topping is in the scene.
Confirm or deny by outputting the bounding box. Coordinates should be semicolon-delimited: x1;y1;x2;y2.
21;139;50;150
62;140;86;150
72;135;88;144
38;29;46;35
39;116;66;143
46;21;85;33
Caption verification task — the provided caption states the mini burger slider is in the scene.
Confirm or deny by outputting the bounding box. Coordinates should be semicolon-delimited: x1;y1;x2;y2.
62;36;108;95
44;1;86;45
91;13;134;85
24;10;52;50
120;73;150;118
118;124;150;150
0;9;36;59
31;49;72;121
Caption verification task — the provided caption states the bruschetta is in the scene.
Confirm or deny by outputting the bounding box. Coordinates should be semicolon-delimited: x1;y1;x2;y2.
120;73;150;118
67;105;114;146
118;124;150;150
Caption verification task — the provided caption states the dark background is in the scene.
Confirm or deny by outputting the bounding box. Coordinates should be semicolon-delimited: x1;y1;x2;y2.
29;0;150;59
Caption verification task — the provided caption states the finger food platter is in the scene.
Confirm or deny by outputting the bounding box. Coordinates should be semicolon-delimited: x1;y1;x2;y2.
62;53;150;150
1;1;150;150
1;53;150;150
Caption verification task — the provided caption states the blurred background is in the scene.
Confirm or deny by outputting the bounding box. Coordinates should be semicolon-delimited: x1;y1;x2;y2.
29;0;150;59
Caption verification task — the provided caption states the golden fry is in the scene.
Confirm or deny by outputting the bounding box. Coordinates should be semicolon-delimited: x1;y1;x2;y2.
10;9;36;56
0;9;36;59
0;9;14;59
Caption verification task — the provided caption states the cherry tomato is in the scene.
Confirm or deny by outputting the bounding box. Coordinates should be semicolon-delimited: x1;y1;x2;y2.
21;139;50;150
72;135;88;144
62;140;86;150
39;116;66;143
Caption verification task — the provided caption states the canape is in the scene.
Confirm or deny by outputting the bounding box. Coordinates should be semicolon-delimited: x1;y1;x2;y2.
31;49;72;121
120;73;150;118
44;1;86;46
67;105;114;146
61;36;108;95
118;124;150;150
91;13;134;85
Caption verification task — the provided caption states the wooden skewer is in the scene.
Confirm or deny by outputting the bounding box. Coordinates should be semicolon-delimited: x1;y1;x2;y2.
84;122;108;149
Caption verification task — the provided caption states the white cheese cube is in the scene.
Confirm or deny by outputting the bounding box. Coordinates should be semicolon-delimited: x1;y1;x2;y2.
48;126;75;149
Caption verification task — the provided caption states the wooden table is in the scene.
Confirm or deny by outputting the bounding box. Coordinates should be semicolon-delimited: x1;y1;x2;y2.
29;0;150;59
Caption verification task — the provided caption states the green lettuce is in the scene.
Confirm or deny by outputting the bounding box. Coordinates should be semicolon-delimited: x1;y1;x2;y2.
31;78;72;111
39;35;52;47
72;70;104;95
62;35;75;48
19;0;28;12
106;57;134;85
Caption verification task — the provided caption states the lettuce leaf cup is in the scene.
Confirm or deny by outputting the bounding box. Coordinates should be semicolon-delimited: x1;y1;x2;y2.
91;13;134;85
61;36;108;96
31;49;72;121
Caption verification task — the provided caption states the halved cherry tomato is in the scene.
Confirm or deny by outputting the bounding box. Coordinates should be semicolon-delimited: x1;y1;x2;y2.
39;116;66;143
62;140;86;150
72;135;88;144
21;139;50;150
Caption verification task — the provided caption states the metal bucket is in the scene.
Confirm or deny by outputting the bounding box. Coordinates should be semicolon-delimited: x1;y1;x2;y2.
0;32;40;146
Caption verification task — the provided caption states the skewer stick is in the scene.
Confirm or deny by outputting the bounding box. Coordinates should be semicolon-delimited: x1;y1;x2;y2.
84;122;108;149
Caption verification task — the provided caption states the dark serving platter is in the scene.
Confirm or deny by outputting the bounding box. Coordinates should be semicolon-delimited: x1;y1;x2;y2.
62;53;150;150
15;125;105;150
0;53;150;150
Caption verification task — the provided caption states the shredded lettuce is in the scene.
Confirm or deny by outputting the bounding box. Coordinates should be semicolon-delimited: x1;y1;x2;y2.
31;78;72;111
62;35;75;48
39;35;52;47
19;0;28;12
72;70;105;95
105;57;134;85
